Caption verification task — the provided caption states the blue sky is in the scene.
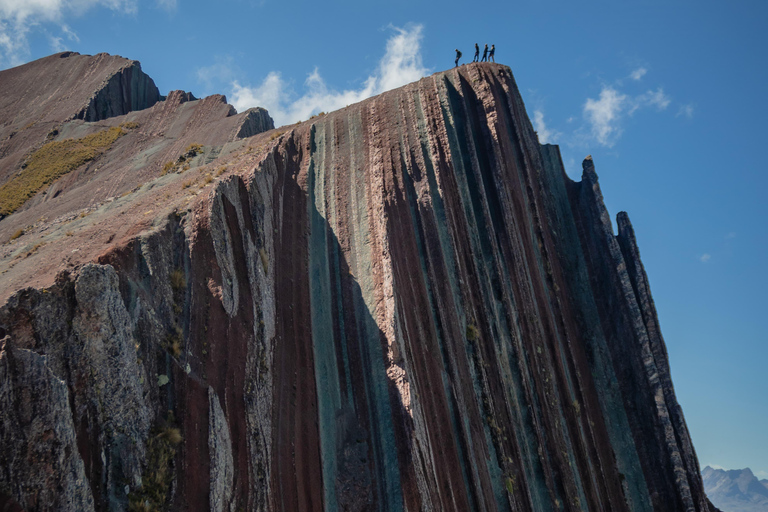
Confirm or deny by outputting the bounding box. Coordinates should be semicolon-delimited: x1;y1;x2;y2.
1;0;766;479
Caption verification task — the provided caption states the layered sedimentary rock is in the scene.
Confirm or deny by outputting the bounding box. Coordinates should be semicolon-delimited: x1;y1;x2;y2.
0;52;160;187
0;55;714;511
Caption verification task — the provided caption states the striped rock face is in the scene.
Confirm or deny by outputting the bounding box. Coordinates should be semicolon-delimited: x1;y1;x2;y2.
0;57;715;512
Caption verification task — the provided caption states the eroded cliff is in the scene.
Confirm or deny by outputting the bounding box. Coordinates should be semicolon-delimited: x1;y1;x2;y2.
0;55;713;511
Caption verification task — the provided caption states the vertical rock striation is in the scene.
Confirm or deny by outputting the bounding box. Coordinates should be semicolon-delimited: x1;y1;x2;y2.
74;59;161;122
0;62;714;511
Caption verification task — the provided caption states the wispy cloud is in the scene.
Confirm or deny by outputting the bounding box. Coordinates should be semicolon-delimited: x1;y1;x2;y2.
583;87;627;147
677;104;695;118
532;109;560;144
725;232;737;240
196;55;238;95
155;0;176;11
633;87;671;112
229;24;429;126
630;67;647;80
700;253;711;263
756;469;768;480
580;85;671;147
0;0;137;68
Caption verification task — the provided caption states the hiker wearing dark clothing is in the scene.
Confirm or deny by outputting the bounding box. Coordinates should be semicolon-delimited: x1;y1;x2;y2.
489;44;495;62
455;49;462;67
473;43;480;62
481;44;489;62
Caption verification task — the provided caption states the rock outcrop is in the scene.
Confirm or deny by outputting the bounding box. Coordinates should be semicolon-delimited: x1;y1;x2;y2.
235;107;275;139
0;52;160;187
0;54;715;511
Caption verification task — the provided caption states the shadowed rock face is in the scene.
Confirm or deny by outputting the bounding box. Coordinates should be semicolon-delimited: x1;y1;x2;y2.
0;55;715;511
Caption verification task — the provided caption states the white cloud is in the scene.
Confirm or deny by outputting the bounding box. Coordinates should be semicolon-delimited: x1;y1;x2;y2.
641;87;671;110
48;34;64;52
700;253;711;263
583;87;627;147
0;0;137;68
229;24;429;126
155;0;175;10
580;83;675;147
756;470;768;480
629;87;671;115
532;109;560;144
196;55;237;94
677;104;695;118
630;67;647;80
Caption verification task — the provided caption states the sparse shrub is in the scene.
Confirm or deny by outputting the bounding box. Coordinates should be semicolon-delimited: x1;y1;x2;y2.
184;143;203;156
0;126;125;216
161;161;175;175
165;326;183;357
120;121;140;130
572;399;581;415
25;242;44;256
203;174;213;184
466;323;479;342
170;268;186;291
216;166;226;176
128;418;183;511
10;229;23;240
505;476;515;496
160;427;183;445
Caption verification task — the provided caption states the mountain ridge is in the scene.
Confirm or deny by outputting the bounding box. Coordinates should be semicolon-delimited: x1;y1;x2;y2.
702;466;768;512
0;52;716;511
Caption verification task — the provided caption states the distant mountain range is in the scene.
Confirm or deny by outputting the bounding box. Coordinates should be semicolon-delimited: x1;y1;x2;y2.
703;466;768;512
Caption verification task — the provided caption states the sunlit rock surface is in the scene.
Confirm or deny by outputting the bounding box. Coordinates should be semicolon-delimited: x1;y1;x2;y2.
0;53;716;511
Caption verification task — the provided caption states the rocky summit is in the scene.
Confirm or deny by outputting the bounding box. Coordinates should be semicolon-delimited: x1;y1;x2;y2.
702;466;768;512
0;52;717;511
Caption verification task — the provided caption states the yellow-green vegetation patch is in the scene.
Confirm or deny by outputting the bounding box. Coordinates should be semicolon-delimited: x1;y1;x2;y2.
184;143;203;155
128;418;183;511
160;143;204;176
0;126;125;216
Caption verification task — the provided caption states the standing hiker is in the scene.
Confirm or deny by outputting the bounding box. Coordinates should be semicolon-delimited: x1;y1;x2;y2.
481;44;489;62
455;48;462;67
489;44;496;62
473;43;480;62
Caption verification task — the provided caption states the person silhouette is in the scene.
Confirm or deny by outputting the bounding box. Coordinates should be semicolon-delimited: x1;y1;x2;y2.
473;43;480;62
489;44;495;63
481;44;489;62
455;48;462;67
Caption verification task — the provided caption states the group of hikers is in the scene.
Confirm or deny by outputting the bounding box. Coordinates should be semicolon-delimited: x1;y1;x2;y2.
455;43;495;67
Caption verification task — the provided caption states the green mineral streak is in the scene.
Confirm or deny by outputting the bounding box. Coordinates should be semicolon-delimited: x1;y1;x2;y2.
307;123;341;512
345;108;403;511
